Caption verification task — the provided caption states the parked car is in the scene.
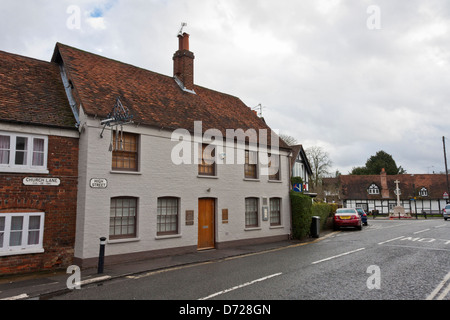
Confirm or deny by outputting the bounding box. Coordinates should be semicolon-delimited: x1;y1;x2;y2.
333;208;362;231
443;204;450;221
356;208;368;226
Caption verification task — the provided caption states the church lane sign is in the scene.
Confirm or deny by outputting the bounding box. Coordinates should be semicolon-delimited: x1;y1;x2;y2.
23;177;61;186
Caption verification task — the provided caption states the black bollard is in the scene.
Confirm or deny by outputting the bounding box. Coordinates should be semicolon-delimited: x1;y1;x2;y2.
98;237;107;274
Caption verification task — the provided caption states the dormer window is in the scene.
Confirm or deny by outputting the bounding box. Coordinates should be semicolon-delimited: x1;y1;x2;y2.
419;187;428;197
368;183;380;195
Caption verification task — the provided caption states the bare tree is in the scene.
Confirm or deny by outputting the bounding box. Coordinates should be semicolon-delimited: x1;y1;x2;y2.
279;134;298;146
305;146;332;191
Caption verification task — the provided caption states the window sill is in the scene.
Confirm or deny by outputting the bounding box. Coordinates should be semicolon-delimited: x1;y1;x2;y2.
107;237;140;244
0;168;49;174
269;225;284;229
0;248;44;257
268;179;282;183
197;175;218;179
155;234;182;240
243;178;260;182
110;170;142;175
244;227;261;231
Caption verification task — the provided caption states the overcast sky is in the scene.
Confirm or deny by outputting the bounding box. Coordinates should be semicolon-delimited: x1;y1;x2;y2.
1;0;449;175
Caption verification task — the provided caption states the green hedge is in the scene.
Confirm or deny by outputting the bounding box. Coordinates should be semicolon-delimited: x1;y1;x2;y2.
290;191;313;239
312;202;332;230
290;191;333;239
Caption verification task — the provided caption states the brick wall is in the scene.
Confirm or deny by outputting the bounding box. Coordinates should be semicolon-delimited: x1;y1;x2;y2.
0;134;78;276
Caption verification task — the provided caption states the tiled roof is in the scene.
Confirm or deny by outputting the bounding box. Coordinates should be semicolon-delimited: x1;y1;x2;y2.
52;43;288;149
335;174;449;200
0;50;76;129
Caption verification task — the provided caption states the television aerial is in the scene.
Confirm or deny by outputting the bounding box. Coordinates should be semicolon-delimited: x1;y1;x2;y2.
178;22;187;36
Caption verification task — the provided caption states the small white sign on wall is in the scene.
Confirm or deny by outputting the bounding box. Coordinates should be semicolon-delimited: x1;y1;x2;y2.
23;177;61;186
90;178;108;189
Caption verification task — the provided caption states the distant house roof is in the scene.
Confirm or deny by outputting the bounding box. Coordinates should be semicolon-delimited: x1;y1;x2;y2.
51;42;288;149
331;173;449;200
0;50;76;129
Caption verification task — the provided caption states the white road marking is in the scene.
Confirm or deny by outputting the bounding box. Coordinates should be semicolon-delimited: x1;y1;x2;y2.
1;293;29;300
378;236;405;245
198;273;283;300
427;270;450;300
438;282;450;300
384;244;450;252
413;228;430;234
311;248;365;265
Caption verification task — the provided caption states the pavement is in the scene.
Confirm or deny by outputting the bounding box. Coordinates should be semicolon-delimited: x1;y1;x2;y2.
0;233;331;301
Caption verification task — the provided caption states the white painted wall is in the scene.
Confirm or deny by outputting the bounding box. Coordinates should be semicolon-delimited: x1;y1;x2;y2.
75;113;291;261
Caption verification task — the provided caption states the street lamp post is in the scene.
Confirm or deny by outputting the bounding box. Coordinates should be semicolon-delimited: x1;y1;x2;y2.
443;136;450;204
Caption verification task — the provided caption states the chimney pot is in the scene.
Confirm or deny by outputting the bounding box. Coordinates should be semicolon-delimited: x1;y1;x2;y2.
178;33;190;51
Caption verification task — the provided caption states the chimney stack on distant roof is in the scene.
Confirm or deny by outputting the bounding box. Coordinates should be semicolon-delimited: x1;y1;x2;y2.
173;32;195;92
380;168;390;198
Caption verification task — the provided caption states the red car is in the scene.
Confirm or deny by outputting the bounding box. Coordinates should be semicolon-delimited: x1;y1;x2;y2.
333;208;362;231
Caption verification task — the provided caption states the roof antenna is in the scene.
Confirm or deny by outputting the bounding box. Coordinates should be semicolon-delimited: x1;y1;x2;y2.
252;103;266;117
178;22;187;36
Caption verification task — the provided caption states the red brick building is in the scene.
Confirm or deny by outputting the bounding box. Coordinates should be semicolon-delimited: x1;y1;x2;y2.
0;50;79;275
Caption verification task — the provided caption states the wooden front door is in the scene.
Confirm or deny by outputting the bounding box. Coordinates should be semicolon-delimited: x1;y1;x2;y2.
198;198;215;250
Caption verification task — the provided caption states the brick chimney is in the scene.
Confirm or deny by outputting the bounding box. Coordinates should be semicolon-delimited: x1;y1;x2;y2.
173;33;195;92
380;168;390;198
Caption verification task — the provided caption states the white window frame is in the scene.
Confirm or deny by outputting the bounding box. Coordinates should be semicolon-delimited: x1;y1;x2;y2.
293;162;304;179
0;212;45;256
269;197;282;226
368;183;380;195
0;131;49;174
419;187;428;197
245;197;259;228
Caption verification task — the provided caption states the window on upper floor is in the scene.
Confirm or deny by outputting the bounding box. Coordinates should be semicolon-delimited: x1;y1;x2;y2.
244;150;258;179
198;144;216;176
112;132;139;171
0;132;48;173
268;153;280;181
292;162;304;179
419;187;428;197
367;183;380;195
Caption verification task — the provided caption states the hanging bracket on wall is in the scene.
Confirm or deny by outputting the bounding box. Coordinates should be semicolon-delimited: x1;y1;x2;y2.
100;97;134;151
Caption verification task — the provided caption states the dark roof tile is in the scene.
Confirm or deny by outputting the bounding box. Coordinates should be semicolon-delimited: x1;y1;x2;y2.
0;50;75;129
53;43;288;148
